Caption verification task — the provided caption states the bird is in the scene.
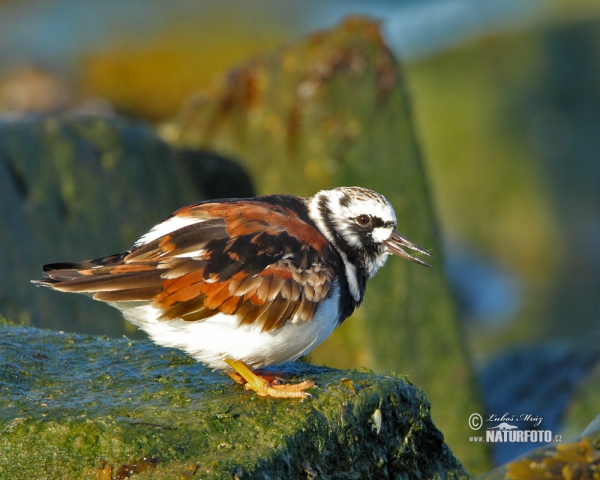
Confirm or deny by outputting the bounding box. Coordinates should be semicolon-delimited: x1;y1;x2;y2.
33;186;434;399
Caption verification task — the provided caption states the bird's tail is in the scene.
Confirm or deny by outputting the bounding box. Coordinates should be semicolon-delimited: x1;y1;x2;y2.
31;252;163;302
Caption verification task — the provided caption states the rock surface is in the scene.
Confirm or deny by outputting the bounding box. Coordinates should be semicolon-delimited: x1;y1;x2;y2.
0;324;468;479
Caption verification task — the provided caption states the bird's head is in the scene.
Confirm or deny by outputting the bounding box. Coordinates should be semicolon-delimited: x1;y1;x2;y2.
307;186;434;281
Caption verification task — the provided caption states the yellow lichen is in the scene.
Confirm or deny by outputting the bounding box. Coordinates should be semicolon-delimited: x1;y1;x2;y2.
507;437;600;480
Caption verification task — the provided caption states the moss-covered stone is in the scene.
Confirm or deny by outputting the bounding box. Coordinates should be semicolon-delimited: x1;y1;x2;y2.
165;16;488;472
0;324;467;479
0;115;253;337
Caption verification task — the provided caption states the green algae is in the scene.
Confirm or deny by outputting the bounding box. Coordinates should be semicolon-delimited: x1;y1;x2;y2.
0;325;467;478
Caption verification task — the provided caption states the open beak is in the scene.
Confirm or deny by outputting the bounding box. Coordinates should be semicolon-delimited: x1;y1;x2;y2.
383;230;435;268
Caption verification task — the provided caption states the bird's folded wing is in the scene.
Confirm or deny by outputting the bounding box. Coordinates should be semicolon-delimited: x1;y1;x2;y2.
37;200;335;332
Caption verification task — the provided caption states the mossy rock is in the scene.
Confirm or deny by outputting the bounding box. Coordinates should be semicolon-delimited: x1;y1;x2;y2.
0;115;253;337
0;324;468;479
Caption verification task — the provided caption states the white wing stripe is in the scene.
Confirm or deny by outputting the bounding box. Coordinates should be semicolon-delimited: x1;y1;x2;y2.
134;216;204;247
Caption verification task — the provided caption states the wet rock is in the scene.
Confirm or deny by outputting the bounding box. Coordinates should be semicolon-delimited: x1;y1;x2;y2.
0;324;468;479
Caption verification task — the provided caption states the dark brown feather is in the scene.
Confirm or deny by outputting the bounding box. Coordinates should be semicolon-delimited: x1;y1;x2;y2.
236;299;273;327
180;308;217;322
50;270;160;293
93;286;163;302
259;297;291;332
160;295;206;320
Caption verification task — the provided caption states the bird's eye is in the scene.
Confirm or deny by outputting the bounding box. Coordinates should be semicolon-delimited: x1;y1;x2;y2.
355;214;371;226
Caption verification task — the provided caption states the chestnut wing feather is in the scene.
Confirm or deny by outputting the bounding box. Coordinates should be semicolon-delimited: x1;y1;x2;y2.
36;199;335;332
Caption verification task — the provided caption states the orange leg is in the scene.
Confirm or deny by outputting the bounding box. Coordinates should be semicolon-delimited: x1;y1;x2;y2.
225;359;314;399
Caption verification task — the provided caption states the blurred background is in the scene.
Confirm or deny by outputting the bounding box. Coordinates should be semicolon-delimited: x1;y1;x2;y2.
1;0;599;468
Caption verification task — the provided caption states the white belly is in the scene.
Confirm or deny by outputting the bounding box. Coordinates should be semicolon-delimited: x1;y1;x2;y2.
112;285;341;370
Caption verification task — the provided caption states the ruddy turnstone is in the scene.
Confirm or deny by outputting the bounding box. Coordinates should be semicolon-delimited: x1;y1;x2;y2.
33;187;434;398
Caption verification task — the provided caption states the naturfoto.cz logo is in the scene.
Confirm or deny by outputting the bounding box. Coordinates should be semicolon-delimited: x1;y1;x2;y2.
468;412;562;444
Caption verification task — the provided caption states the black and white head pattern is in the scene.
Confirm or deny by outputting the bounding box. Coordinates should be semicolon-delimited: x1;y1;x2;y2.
306;186;398;301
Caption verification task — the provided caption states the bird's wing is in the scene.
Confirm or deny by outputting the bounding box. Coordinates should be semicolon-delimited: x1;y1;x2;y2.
36;199;336;332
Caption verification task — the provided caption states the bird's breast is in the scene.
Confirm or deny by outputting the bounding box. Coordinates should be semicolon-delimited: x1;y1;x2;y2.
113;282;341;370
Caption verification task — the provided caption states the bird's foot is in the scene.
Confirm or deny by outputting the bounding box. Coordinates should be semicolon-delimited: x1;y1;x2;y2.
225;359;314;399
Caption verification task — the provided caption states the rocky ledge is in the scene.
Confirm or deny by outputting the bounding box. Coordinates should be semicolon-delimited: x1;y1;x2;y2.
0;324;467;479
